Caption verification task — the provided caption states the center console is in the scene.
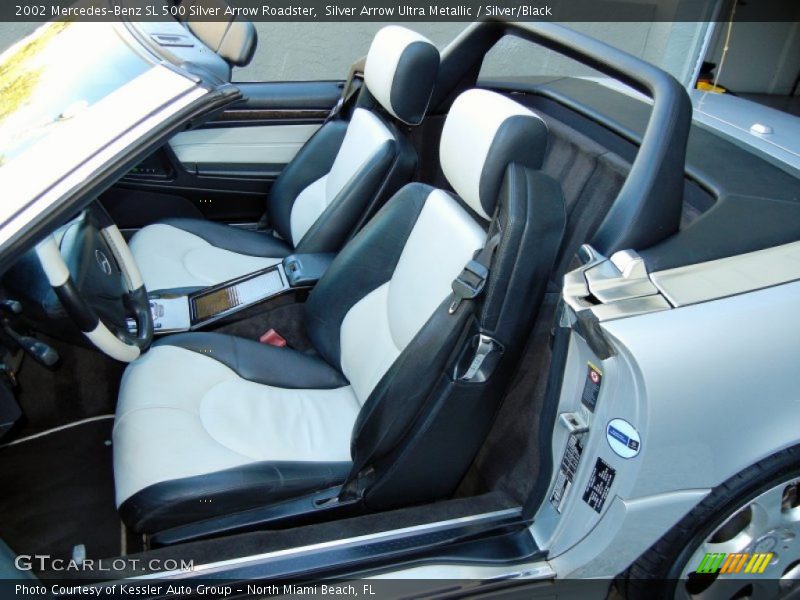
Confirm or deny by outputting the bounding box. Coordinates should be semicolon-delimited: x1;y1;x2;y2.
142;253;335;335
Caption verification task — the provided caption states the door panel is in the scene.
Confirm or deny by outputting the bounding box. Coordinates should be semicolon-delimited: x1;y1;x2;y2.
169;123;321;168
104;81;342;231
235;81;343;110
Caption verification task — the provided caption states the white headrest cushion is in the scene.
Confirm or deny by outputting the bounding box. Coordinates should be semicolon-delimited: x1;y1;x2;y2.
440;89;549;220
364;26;440;126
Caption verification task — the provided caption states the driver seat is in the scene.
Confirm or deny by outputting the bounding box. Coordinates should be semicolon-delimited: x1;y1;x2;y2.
128;26;439;293
113;89;566;535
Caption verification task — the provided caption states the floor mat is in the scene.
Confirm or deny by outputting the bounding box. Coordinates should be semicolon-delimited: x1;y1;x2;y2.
0;417;126;561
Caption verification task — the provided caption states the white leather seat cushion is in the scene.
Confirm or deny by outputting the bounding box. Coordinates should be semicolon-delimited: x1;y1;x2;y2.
129;224;282;291
113;345;359;505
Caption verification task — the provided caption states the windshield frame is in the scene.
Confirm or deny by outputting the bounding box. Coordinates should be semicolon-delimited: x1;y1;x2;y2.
0;21;241;273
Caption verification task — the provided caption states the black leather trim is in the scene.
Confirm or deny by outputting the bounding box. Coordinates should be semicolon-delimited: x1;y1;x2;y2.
120;461;351;533
268;120;349;245
53;278;99;333
295;138;395;253
290;112;419;255
125;285;154;351
304;183;432;369
236;81;342;111
149;286;207;297
155;332;348;389
478;114;549;219
479;166;566;349
347;120;418;242
388;41;440;126
160;219;292;258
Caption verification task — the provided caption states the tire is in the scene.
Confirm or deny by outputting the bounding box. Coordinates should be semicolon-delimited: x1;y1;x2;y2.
618;444;800;599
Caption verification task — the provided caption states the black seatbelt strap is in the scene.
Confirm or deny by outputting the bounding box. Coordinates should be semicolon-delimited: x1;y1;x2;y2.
449;226;502;315
449;216;506;383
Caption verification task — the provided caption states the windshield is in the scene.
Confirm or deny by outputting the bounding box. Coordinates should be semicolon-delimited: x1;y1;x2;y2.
0;21;150;168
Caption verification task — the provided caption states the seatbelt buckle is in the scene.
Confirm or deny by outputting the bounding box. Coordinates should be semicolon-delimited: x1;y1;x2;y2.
449;259;489;314
259;329;287;348
455;333;503;383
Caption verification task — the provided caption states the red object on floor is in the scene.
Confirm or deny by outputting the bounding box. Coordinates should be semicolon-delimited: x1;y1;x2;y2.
259;329;287;347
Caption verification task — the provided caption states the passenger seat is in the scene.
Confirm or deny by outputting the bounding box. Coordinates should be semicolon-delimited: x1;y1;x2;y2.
129;26;440;292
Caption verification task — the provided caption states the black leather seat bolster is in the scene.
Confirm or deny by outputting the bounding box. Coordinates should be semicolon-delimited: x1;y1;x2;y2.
268;121;350;246
156;332;349;389
480;166;567;349
296;138;397;253
160;218;292;258
301;121;418;255
304;183;433;369
120;461;352;533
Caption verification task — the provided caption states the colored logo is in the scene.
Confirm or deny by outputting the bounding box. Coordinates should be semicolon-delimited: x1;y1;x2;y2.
696;552;773;574
606;419;641;459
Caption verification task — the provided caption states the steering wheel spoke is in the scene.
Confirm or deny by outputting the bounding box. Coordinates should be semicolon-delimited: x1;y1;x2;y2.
35;212;153;362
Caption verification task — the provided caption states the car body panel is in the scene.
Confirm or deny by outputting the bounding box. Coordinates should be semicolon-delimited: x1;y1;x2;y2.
690;88;800;172
531;275;800;576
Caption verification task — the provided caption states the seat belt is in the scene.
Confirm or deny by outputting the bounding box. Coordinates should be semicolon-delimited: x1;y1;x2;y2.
449;218;504;382
326;56;366;123
449;225;502;315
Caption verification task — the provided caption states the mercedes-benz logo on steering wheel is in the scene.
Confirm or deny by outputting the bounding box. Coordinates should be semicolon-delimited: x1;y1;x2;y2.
95;250;113;276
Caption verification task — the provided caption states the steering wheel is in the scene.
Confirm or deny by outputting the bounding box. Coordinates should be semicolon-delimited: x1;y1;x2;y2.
34;205;153;362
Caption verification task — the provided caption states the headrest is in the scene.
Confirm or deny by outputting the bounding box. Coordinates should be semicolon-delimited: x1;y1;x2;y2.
440;89;549;220
364;26;440;126
184;0;258;67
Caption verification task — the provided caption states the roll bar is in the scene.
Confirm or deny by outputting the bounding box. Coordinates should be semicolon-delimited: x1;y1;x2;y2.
433;20;692;254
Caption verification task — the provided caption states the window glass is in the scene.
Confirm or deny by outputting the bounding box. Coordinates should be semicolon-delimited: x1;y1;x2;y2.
0;22;149;167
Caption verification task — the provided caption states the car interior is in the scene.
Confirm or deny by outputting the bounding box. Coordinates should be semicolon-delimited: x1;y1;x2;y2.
1;13;797;581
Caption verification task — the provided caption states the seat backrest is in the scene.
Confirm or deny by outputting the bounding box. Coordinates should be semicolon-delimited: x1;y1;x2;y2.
267;26;440;254
305;89;566;505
